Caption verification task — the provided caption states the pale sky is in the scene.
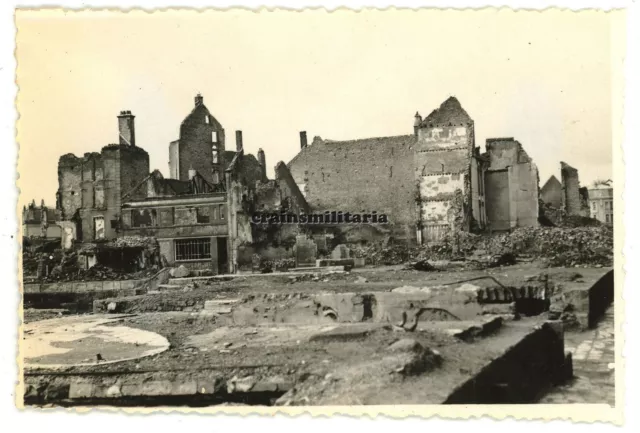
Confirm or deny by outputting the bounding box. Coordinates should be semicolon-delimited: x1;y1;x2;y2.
16;9;620;208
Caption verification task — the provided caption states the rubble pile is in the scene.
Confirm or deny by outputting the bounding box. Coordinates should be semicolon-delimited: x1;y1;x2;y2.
351;244;412;266
556;215;602;228
476;226;613;267
253;257;296;273
22;239;62;277
348;225;613;268
108;236;160;250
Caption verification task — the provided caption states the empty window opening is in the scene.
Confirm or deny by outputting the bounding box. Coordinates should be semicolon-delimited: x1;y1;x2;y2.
196;206;211;224
205;116;210;124
212;131;218;142
132;209;154;227
93;216;105;240
175;238;211;261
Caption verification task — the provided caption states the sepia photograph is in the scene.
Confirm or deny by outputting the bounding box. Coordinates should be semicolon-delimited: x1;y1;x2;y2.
15;7;624;420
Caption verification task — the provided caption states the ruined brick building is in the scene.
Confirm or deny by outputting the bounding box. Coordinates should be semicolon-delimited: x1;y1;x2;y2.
287;97;540;244
56;94;307;273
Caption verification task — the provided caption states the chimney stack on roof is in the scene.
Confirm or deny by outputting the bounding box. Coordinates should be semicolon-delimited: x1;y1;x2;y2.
195;93;204;106
235;130;243;152
117;110;136;146
413;112;422;137
300;131;308;149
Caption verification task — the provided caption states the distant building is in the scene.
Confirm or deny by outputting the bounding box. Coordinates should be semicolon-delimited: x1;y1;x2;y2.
22;200;61;238
588;181;614;225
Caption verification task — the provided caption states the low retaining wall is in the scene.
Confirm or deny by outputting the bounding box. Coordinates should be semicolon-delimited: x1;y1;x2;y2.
25;268;171;311
23;279;144;294
444;321;572;404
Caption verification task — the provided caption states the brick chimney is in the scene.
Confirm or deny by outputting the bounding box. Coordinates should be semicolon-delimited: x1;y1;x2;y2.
257;148;266;179
235;130;243;152
195;93;204;107
300;131;308;149
118;110;135;146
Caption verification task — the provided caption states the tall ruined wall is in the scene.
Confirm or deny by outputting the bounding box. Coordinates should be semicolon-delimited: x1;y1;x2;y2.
561;162;581;215
174;100;226;185
509;162;539;227
57;154;84;219
415;117;475;240
469;156;487;228
287;135;416;240
483;139;539;230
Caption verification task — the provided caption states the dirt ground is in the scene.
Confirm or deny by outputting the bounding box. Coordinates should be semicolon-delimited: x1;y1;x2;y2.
22;262;611;405
152;262;610;302
24;309;546;404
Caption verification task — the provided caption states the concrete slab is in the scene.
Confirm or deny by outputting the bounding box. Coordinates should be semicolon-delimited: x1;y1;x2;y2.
23;315;170;369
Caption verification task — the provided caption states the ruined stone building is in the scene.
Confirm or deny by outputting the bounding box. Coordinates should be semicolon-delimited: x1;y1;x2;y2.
287;97;540;244
56;110;150;242
56;94;306;273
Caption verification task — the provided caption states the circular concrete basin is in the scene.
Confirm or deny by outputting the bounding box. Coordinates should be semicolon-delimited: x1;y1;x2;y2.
23;314;170;368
